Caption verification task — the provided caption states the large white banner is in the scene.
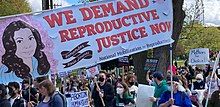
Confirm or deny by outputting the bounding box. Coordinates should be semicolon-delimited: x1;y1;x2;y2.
33;0;173;72
189;48;210;65
0;0;173;83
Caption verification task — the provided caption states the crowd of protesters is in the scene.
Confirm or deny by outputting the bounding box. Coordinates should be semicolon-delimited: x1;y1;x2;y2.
0;60;220;107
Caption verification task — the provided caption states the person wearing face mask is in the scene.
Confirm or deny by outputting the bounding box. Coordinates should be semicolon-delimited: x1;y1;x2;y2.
8;82;25;107
192;74;205;90
158;76;192;107
0;84;11;107
92;72;114;107
125;74;138;103
149;72;168;107
115;81;134;107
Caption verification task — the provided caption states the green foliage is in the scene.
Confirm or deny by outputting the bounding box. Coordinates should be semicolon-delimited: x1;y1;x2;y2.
0;0;31;17
178;24;220;57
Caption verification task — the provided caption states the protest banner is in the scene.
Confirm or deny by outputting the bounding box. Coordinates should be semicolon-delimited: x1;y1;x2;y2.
86;65;99;78
144;58;159;72
189;48;209;65
0;0;173;83
66;91;89;107
136;84;155;107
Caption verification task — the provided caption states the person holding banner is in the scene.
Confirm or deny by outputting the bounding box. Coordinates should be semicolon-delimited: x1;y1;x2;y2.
158;76;192;107
148;72;168;107
92;72;114;107
0;20;50;82
21;78;38;106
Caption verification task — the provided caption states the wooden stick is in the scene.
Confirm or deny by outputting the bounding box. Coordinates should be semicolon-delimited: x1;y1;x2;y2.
28;77;31;103
94;78;105;107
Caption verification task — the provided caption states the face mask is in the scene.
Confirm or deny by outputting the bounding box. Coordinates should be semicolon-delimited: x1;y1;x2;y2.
197;80;202;83
116;88;124;94
129;82;134;86
67;83;70;86
167;86;171;91
8;88;16;97
99;77;105;82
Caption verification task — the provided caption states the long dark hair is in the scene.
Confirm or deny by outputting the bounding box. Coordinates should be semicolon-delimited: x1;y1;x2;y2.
2;20;50;79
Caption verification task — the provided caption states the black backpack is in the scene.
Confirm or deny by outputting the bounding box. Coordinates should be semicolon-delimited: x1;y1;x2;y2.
49;91;67;107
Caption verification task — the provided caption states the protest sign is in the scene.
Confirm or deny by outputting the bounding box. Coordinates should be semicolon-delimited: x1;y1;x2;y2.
144;58;159;72
86;65;99;78
136;84;155;107
118;56;129;66
0;0;173;83
189;48;209;65
66;91;89;107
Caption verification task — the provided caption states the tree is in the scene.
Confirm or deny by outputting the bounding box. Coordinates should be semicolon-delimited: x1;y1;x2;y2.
133;0;186;83
178;24;220;56
0;0;31;17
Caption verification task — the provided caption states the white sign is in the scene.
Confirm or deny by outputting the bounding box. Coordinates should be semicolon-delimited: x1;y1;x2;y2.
66;91;89;107
86;65;99;78
189;48;209;65
136;84;155;107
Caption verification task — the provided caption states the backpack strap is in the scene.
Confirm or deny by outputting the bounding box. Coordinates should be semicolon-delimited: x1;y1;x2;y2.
49;91;67;107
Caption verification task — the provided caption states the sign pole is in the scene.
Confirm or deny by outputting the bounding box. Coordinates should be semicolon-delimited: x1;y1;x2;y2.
170;44;173;99
205;51;220;107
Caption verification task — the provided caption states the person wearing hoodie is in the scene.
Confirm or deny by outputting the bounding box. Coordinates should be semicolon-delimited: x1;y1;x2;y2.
149;72;168;107
192;74;205;90
158;76;192;107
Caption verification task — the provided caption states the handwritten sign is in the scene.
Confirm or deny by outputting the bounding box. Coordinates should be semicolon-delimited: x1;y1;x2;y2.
189;48;209;65
144;58;159;72
66;91;89;107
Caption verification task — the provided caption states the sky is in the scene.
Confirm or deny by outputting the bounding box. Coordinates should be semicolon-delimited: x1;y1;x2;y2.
27;0;220;26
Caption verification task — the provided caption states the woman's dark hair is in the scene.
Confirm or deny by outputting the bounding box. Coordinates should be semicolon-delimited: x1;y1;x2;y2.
2;20;50;79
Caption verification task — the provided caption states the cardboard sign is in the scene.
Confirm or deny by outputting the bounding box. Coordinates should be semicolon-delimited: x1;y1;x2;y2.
0;0;173;83
189;48;209;65
144;58;159;72
136;84;155;107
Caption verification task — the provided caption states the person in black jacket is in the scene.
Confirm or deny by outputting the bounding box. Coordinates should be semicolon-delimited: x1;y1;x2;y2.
22;78;38;106
92;71;114;107
8;82;25;107
192;74;205;90
0;84;11;107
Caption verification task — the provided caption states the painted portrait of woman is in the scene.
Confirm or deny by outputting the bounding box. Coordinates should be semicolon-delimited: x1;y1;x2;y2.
1;20;50;80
